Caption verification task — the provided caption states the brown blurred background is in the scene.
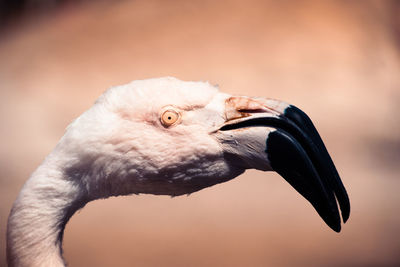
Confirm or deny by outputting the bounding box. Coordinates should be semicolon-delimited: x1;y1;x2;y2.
1;0;400;266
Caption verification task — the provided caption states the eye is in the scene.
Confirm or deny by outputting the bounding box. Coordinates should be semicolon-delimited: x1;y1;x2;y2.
161;109;180;127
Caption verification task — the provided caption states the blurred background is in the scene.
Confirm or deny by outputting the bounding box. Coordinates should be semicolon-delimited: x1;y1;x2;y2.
1;0;400;266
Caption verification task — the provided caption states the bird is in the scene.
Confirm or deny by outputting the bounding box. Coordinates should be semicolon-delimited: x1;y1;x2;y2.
6;77;350;267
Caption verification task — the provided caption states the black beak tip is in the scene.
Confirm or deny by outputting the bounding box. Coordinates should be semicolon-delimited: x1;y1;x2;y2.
284;105;350;225
266;129;343;232
332;224;341;233
343;213;350;223
219;102;350;232
264;105;350;232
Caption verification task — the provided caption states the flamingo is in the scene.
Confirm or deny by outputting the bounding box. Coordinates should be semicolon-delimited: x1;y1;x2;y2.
7;77;350;267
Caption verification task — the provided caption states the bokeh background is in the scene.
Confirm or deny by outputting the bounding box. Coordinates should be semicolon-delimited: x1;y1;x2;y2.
1;0;400;266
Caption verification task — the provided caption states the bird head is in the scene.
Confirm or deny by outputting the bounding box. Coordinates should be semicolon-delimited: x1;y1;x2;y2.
58;77;349;232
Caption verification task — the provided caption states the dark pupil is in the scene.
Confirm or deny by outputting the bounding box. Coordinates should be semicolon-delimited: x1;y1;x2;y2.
168;116;172;120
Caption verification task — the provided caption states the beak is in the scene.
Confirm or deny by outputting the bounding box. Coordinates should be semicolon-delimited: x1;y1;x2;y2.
217;97;350;232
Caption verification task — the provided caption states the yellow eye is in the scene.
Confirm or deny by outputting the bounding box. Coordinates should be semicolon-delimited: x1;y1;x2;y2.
161;109;180;127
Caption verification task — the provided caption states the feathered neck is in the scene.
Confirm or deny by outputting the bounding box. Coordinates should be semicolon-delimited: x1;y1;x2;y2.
6;151;88;267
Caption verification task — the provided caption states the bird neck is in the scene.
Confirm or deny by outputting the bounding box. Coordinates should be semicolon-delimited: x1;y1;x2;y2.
7;153;88;267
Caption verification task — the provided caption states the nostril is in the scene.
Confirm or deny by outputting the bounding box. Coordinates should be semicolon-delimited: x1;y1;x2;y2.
226;96;266;111
237;108;266;113
225;96;269;120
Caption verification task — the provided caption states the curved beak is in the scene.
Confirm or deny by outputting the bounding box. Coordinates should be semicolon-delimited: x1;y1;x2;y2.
217;97;350;232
